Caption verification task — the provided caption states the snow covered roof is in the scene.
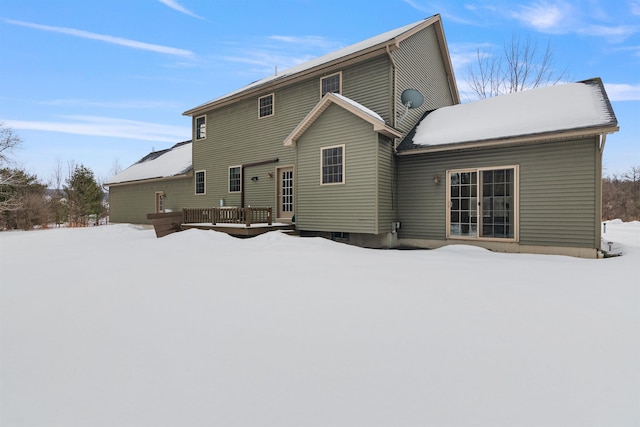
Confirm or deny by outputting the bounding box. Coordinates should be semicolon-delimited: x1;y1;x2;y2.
283;93;402;147
105;140;192;185
184;16;445;116
398;78;618;152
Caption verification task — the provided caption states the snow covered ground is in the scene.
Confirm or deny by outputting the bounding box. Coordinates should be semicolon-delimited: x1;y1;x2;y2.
1;221;638;427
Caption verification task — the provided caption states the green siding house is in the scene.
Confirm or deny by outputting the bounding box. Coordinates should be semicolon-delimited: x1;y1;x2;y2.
106;15;619;258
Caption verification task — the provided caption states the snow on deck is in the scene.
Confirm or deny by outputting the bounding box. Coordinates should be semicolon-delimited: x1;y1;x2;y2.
410;81;616;147
106;141;192;184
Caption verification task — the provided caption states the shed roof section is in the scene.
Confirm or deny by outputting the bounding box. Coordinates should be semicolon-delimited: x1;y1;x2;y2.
105;140;192;185
283;93;402;147
397;78;619;152
184;15;444;116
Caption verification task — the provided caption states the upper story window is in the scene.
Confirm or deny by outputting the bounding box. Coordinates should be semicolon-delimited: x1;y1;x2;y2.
321;144;345;185
258;93;274;118
196;115;206;140
229;166;241;193
321;72;342;97
195;170;206;195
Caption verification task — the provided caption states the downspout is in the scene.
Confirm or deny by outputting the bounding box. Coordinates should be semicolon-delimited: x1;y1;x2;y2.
596;133;607;250
240;158;279;208
386;44;399;131
386;44;400;218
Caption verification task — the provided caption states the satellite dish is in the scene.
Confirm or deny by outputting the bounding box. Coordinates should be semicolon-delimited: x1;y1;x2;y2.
401;89;424;109
398;88;424;124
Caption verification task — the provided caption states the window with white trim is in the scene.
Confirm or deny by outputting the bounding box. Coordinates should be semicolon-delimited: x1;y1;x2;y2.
196;115;206;140
258;93;274;118
229;166;241;193
320;72;341;97
321;145;345;185
195;170;206;195
447;166;518;240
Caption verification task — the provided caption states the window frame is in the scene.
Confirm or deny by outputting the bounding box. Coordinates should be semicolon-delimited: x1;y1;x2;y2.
228;165;242;193
258;93;275;118
446;165;519;242
155;191;165;213
195;170;206;195
320;71;342;97
320;144;346;186
195;115;206;140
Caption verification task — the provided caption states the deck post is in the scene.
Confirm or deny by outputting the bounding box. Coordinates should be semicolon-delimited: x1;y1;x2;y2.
245;207;251;227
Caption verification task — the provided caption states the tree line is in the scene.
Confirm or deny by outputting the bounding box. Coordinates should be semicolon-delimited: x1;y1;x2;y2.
1;124;107;230
602;166;640;222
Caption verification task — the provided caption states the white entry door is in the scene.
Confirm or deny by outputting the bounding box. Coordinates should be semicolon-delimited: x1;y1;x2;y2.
277;167;294;220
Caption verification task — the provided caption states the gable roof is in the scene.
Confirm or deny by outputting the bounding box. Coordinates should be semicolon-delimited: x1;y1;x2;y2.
184;15;455;116
105;140;192;186
283;93;403;147
397;78;619;153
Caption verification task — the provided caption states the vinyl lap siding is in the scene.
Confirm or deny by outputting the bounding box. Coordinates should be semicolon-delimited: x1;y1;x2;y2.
342;55;391;123
296;104;378;234
191;56;392;210
397;138;600;248
377;134;396;233
392;25;455;133
109;177;193;224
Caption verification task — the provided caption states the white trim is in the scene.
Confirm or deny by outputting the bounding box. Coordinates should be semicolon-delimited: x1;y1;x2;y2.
275;165;295;221
320;71;342;97
320;144;346;186
283;93;401;147
258;93;275;119
155;191;165;213
445;165;519;242
195;115;207;140
228;165;242;193
195;170;206;195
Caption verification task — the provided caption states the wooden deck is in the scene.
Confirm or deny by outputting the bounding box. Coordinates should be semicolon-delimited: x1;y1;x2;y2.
148;208;294;238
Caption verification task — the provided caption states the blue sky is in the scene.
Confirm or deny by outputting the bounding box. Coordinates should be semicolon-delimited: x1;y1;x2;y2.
1;0;638;184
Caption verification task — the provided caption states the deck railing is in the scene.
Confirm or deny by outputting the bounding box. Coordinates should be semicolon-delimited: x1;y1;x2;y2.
183;207;272;227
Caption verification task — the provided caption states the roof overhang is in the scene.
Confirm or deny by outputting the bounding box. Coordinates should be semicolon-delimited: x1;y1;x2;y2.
104;169;194;187
396;125;620;156
284;93;402;147
183;15;449;117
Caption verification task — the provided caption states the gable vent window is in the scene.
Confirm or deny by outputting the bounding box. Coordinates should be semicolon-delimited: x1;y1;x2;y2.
321;72;341;97
258;94;274;118
196;115;206;140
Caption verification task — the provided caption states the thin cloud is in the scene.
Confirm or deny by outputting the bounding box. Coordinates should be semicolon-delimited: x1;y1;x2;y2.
605;83;640;101
157;0;204;19
39;99;182;109
403;0;477;25
509;1;573;33
5;19;194;58
2;116;189;142
631;0;640;15
268;35;338;49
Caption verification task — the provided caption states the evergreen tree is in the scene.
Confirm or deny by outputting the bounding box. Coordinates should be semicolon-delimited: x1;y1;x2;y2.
0;168;48;230
64;165;104;226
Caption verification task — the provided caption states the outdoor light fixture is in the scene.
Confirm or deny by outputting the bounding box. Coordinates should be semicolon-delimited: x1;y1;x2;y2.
433;175;441;184
267;172;274;178
251;176;259;181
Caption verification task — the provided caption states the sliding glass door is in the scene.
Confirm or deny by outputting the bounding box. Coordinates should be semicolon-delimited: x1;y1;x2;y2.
448;166;518;241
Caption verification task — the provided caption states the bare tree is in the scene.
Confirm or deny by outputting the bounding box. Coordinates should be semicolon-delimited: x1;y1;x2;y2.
0;123;22;166
110;158;123;178
465;34;568;100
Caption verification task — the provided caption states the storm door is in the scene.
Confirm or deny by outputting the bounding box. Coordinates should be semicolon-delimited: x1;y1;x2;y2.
277;167;294;220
